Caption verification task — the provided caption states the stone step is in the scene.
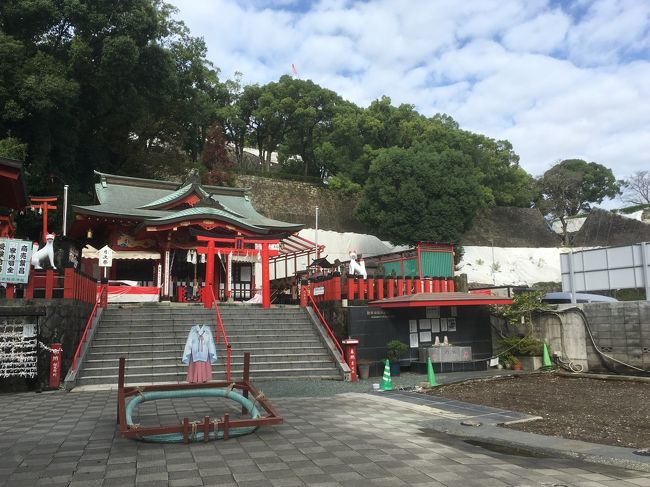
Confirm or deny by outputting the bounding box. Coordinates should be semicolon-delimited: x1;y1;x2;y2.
81;358;337;377
85;346;330;361
95;323;314;332
77;368;342;386
85;352;331;366
89;338;324;350
91;333;320;344
76;303;341;387
95;327;316;342
100;317;309;325
104;308;302;316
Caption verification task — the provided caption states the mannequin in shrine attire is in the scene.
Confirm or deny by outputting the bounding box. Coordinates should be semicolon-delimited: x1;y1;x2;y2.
182;324;217;383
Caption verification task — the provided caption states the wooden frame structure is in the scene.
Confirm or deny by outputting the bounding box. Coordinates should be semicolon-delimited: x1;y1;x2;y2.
116;353;283;443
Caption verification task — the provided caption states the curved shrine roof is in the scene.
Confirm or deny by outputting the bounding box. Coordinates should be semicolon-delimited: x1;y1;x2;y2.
72;171;303;234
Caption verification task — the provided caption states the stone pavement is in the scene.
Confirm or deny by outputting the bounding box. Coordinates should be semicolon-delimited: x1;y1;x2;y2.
1;389;650;487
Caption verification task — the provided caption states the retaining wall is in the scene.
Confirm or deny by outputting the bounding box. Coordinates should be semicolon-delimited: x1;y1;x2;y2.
0;299;93;391
534;301;650;373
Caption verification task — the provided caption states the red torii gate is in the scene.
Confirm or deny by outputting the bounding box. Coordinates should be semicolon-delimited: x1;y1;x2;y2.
196;233;280;309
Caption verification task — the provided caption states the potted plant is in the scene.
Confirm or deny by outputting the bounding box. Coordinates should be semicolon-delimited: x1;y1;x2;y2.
386;340;408;376
498;335;544;371
357;359;372;380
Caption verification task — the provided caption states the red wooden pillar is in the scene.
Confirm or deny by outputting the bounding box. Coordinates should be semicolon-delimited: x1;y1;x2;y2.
204;240;215;308
396;277;403;297
347;276;355;300
333;273;341;301
64;267;74;299
358;278;365;301
5;285;14;298
387;277;394;298
424;278;432;293
25;272;35;298
441;278;448;292
376;277;384;300
448;277;455;292
414;277;422;294
367;278;375;301
261;244;271;309
433;278;441;293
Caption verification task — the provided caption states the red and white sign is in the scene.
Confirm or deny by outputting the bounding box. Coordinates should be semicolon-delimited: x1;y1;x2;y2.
107;286;159;303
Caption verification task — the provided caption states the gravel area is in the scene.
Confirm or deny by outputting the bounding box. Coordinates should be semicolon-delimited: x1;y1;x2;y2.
427;373;650;450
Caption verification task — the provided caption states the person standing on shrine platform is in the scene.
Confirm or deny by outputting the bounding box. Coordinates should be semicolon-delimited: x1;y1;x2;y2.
182;324;217;383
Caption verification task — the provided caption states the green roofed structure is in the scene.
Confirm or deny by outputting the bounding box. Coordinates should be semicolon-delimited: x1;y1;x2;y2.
69;170;306;308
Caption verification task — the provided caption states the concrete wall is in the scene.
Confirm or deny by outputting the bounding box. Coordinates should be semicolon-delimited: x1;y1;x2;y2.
0;299;93;390
533;302;650;373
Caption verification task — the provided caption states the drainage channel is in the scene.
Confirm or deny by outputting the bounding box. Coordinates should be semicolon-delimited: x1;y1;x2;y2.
463;439;550;458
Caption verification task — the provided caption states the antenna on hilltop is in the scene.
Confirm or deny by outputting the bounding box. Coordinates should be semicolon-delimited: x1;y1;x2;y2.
291;63;298;78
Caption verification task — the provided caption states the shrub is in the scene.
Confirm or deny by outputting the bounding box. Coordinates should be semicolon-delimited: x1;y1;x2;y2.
498;335;544;357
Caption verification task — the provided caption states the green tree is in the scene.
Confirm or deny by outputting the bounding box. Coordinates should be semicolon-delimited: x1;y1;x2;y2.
355;145;490;245
535;159;621;243
0;137;27;160
0;0;224;194
277;77;346;177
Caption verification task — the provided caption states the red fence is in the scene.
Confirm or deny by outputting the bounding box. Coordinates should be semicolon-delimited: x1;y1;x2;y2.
71;284;108;372
300;273;455;305
4;266;99;304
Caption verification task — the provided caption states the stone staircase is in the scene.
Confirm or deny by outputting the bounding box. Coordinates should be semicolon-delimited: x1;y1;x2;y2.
75;303;343;387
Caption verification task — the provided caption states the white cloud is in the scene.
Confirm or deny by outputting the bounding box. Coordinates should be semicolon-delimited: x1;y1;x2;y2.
502;10;571;54
171;0;650;181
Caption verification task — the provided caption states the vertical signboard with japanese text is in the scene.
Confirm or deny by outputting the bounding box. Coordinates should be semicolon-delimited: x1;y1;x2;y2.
0;238;33;284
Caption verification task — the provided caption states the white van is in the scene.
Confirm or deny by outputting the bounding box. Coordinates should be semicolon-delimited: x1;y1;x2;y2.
541;292;618;304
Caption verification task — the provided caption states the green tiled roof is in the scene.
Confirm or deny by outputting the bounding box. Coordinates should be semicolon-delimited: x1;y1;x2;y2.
72;171;303;233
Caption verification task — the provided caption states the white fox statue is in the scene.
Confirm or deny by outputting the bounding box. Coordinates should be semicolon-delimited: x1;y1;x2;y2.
31;233;56;270
348;250;367;279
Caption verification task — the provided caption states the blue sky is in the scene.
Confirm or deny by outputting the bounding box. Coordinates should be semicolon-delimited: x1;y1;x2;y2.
170;0;650;188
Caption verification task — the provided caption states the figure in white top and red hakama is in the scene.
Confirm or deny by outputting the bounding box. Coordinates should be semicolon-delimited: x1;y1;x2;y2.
182;324;217;383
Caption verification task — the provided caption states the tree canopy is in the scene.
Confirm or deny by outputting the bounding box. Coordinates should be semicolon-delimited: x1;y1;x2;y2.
355;145;490;245
535;159;621;243
0;0;223;197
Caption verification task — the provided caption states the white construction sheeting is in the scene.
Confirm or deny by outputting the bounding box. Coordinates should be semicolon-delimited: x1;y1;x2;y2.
561;243;650;299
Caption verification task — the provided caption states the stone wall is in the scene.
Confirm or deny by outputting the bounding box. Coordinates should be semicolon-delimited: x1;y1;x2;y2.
579;302;650;373
533;302;650;374
234;175;366;233
571;208;650;247
461;207;561;247
0;299;93;390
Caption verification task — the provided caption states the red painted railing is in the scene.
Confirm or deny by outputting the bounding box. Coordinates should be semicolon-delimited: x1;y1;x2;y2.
5;267;97;304
208;286;231;382
71;284;108;372
307;291;344;359
302;274;456;304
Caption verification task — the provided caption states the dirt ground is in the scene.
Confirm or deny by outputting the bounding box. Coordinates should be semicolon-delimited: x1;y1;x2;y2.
428;373;650;449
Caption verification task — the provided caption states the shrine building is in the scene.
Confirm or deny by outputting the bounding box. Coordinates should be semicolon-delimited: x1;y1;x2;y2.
0;156;28;238
68;170;311;308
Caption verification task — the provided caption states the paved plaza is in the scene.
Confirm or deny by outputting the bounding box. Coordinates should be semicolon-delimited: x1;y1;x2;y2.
0;388;649;487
